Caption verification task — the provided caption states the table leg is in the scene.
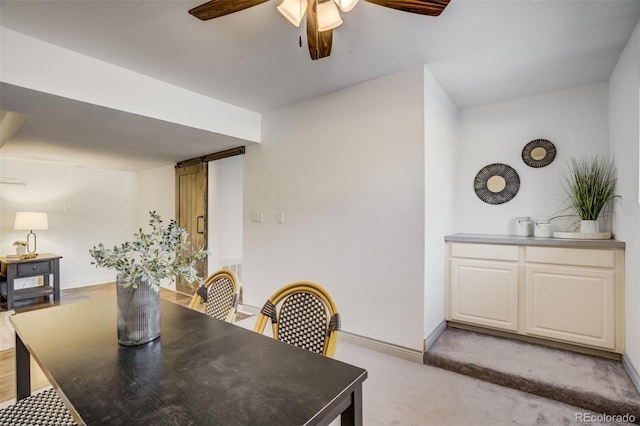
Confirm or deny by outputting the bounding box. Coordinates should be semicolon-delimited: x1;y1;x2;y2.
52;259;60;303
6;273;15;311
340;384;363;426
16;332;31;401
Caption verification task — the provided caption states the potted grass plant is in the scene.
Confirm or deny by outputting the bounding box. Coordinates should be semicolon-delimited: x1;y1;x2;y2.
90;211;206;345
562;155;620;234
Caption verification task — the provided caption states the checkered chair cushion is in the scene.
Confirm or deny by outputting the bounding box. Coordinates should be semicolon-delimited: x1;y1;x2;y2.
205;275;236;321
277;292;328;354
0;388;76;426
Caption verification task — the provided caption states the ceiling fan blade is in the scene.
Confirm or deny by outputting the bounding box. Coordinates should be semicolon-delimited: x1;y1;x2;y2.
307;0;333;60
364;0;451;16
189;0;270;20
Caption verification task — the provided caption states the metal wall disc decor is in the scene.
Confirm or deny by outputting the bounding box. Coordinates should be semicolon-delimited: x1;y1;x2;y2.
522;139;556;168
474;163;520;205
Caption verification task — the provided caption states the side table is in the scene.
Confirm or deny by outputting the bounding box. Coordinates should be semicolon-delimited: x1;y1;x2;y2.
0;253;62;310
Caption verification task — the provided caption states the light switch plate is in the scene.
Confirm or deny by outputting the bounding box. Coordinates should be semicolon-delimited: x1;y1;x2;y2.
252;210;263;223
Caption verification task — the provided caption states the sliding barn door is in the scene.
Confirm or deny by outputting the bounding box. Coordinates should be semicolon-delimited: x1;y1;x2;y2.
175;163;207;295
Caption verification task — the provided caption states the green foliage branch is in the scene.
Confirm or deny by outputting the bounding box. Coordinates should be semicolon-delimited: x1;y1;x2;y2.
89;211;207;292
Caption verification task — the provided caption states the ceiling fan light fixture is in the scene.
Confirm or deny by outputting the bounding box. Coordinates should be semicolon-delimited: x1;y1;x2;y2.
317;0;343;31
189;0;451;61
277;0;307;27
333;0;358;13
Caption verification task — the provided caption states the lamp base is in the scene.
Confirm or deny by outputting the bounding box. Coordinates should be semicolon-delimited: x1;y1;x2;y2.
26;230;37;254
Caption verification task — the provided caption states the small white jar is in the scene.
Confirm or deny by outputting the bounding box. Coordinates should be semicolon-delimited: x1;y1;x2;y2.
534;218;552;238
515;217;531;236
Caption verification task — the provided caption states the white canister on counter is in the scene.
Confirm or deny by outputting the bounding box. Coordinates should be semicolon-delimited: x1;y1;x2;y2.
534;218;552;238
515;217;531;236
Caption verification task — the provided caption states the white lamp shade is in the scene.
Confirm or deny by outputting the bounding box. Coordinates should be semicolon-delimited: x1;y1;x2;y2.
277;0;307;27
317;0;343;31
334;0;358;12
14;212;49;231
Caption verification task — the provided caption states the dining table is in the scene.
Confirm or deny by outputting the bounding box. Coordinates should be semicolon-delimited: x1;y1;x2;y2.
11;295;367;425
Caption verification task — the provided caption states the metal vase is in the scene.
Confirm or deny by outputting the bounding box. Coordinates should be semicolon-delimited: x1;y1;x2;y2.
116;276;161;346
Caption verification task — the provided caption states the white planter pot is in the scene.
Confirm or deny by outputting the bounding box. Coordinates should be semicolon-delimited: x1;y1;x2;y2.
580;220;599;234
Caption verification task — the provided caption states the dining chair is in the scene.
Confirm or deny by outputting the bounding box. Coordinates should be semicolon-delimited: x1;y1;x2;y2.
189;269;239;323
0;388;76;425
253;281;340;357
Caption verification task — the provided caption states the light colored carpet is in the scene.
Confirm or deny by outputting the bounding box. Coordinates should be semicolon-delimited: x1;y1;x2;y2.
234;316;631;425
335;341;632;426
425;328;640;422
0;311;15;351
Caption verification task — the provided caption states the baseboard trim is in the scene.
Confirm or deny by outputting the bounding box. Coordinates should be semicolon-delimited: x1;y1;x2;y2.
239;304;260;315
424;320;447;352
339;331;423;364
60;275;116;290
623;354;640;394
240;305;423;363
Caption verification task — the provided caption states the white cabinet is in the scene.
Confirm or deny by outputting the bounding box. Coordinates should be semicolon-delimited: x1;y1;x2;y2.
524;246;620;351
446;237;625;354
450;258;519;332
525;264;615;349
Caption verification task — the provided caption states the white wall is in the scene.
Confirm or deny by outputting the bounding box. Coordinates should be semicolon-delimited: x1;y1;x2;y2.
137;164;176;225
0;157;138;288
208;156;243;274
0;154;243;295
456;82;610;235
137;163;178;290
423;67;459;339
609;18;640;372
244;67;426;351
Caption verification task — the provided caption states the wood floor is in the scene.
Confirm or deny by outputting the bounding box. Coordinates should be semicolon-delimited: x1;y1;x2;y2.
0;283;194;404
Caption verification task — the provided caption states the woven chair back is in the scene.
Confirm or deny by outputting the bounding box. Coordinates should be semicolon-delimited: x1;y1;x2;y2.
254;281;340;357
205;274;236;320
189;269;239;323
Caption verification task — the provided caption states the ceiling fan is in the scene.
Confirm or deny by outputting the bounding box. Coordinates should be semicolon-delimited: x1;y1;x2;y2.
189;0;451;60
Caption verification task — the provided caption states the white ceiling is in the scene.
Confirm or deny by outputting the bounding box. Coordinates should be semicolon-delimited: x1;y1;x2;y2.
1;0;639;170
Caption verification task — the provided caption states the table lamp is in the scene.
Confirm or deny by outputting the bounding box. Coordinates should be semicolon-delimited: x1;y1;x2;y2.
14;211;48;254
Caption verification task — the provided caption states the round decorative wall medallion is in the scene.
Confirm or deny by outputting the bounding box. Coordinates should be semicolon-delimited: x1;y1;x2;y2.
474;163;520;205
522;139;556;168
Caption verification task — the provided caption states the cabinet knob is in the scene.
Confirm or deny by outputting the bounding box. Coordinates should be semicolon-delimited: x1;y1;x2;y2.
32;266;37;270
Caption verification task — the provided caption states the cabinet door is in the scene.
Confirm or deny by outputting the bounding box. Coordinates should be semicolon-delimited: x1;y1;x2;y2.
450;259;519;331
525;265;615;350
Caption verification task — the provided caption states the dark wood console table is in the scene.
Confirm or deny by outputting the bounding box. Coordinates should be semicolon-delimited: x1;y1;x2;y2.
0;253;62;310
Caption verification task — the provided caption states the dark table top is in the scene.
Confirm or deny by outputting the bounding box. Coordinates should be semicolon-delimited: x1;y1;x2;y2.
11;296;367;425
